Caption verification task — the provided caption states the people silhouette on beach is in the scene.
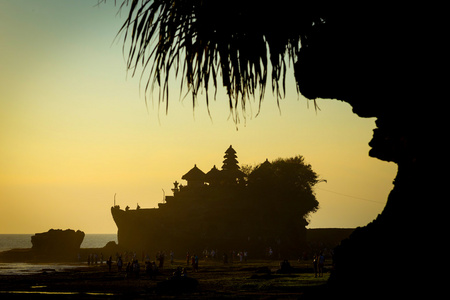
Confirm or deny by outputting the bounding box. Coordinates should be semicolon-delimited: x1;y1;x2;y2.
107;256;112;272
318;252;325;277
313;254;318;278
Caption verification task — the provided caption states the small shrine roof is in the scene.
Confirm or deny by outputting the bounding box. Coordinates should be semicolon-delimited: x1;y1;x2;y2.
182;164;206;180
205;165;222;179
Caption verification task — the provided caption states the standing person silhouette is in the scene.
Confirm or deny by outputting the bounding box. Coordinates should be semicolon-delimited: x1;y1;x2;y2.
313;254;318;278
318;252;325;277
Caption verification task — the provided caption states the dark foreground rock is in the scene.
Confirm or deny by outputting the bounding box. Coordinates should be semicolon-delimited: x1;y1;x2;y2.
156;276;199;294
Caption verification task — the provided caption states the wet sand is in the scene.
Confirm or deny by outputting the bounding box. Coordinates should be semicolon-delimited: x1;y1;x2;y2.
0;259;329;299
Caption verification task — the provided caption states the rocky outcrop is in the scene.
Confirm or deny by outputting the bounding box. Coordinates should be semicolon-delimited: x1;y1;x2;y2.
293;6;434;299
31;229;85;254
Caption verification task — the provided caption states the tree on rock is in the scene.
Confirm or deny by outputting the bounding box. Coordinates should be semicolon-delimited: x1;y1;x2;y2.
248;156;320;221
244;156;321;252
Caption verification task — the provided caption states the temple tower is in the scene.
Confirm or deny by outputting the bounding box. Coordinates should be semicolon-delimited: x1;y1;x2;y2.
221;145;245;185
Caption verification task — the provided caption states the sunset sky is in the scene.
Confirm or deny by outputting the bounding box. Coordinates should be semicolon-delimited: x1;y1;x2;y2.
0;1;397;234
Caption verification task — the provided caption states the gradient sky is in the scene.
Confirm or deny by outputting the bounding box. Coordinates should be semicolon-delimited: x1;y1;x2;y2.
0;1;397;234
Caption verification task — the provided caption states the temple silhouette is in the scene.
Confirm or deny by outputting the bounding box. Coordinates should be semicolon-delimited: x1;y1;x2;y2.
111;146;308;257
178;145;245;189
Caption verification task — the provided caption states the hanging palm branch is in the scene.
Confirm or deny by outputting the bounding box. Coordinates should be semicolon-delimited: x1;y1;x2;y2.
114;0;325;119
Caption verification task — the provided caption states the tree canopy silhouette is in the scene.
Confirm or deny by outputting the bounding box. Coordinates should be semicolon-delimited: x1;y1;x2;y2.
246;156;319;223
115;0;328;118
220;155;321;251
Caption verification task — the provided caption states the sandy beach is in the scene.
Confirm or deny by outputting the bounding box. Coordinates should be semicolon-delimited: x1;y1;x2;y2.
0;258;329;299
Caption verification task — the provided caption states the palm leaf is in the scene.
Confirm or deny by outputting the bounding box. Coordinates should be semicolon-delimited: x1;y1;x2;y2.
114;0;324;116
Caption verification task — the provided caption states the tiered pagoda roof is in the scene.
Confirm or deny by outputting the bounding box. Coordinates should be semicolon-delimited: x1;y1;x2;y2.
181;146;245;187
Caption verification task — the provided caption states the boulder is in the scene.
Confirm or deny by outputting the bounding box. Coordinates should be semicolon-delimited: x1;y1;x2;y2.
31;229;84;254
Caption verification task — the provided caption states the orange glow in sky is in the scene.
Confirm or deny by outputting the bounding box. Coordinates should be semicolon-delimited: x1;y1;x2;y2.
0;1;396;234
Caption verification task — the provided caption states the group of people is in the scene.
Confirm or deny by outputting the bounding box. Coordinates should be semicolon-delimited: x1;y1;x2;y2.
92;248;328;279
99;250;176;275
125;259;141;277
86;253;103;265
105;254;160;278
185;249;250;267
186;252;199;272
171;266;188;279
312;252;326;277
